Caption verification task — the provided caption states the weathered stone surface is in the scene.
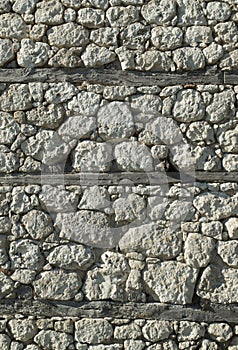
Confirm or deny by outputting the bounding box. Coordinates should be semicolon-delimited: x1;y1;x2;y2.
173;89;205;122
186;121;215;144
34;330;73;350
218;126;238;153
177;321;205;341
77;8;105;28
103;86;136;100
48;47;83;68
107;6;139;27
75;319;113;344
113;193;146;223
151;26;183;50
11;187;33;214
98;102;134;140
22;210;53;240
0;272;14;299
131;94;162;114
225;218;238;239
121;23;150;50
184;233;215;268
68;91;101;115
83;252;130;300
124;340;145;350
82;44;116;68
165;200;195;222
116;47;136;70
21;130;53;161
207;323;233;342
201;221;223;240
0;334;11;350
136;50;174;72
90;28;118;48
177;0;206;25
9;320;38;342
190;145;221;171
217;241;238;267
0;150;19;173
141;0;176;25
79;186;110;211
173;48;205;71
214;21;238;44
206;91;235;123
39;185;79;213
48;23;89;47
26;104;65;129
0;113;20;145
0;216;11;234
47;244;94;270
142;321;173;342
0;38;14;66
0;0;11;13
145;115;182;145
197;265;238;303
185;26;212;45
17;39;50;68
0;13;28;39
11;269;36;284
207;1;231;21
9;239;44;271
203;42;224;64
114;323;141;340
115;141;154;171
0;84;32;111
58;115;96;142
45;83;78;104
223;154;238;172
35;0;64;25
143;262;198;304
33;270;81;300
13;0;38;14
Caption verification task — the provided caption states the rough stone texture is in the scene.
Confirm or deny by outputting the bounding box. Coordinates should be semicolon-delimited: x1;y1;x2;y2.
142;321;173;342
26;104;65;129
0;84;32;111
9;320;38;342
151;27;183;51
34;330;72;350
141;0;177;25
17;39;50;68
68;91;101;115
0;38;14;66
35;0;64;25
22;210;53;240
173;89;205;122
173;48;205;71
206;91;235;123
184;233;215;268
225;218;238;239
217;241;238;267
82;44;116;68
48;23;89;47
9;239;44;271
75;319;113;344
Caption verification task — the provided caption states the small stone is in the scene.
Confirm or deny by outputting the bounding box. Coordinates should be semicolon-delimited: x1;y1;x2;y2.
0;216;11;234
151;26;183;50
0;38;14;66
0;113;20;145
136;50;174;72
225;218;238;239
147;340;177;350
77;8;105;28
68;91;101;115
116;47;135;70
89;0;109;9
0;84;32;111
58;115;96;142
103;86;136;100
173;48;205;71
54;320;74;334
64;8;76;22
217;241;238;267
124;340;145;350
177;0;206;25
79;186;110;212
206;91;235;123
207;323;233;342
75;319;113;344
0;151;19;173
203;43;224;64
39;185;79;213
220;49;238;69
178;321;205;341
113;193;146;223
17;39;50;68
48;23;89;47
145;115;182;145
9;239;44;271
44;83;78;104
218;126;238;153
0;334;11;350
201;221;223;240
34;330;73;350
184;26;213;45
26;104;64;129
186;121;215;144
142;320;172;342
131;94;162;114
107;6;139;27
207;2;231;21
184;233;215;268
11;187;33;214
141;0;176;25
33;270;81;300
9;319;38;342
173;89;205;122
11;269;36;284
214;21;238;44
35;0;64;25
114;323;141;340
22;210;53;240
61;0;81;9
90;28;118;48
0;13;28;39
0;272;14;298
0;0;11;13
121;23;150;50
82;44;116;68
48;47;83;67
30;24;47;41
223;154;238;172
13;0;38;14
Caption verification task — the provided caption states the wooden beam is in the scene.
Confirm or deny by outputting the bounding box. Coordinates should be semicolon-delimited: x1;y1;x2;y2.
224;71;238;85
0;68;224;86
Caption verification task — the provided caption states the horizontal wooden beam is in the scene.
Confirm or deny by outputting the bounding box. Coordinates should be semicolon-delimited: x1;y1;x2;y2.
224;71;238;85
0;300;238;322
0;68;224;86
0;172;237;186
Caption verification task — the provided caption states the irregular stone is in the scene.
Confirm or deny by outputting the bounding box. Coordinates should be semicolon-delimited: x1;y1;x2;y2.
113;193;146;223
39;185;79;213
68;91;101;115
106;6;139;27
47;244;94;270
0;38;14;66
116;47;136;70
214;21;238;44
115;141;154;171
203;42;224;64
173;48;205;71
217;241;238;267
48;47;83;68
225;218;238;239
220;49;238;69
143;262;198;304
124;340;145;350
206;91;235;123
35;0;64;25
151;26;183;50
30;23;47;41
83;252;130;300
103;86;136;100
61;0;82;9
197;265;238;303
136;50;174;72
11;269;36;284
141;0;176;25
0;216;11;234
0;151;19;173
44;83;78;104
26;104;65;129
147;196;169;220
201;221;223;240
77;8;105;28
121;23;150;50
0;236;7;265
177;0;206;25
48;23;89;47
21;130;53;161
13;0;37;14
207;323;233;342
9;320;38;342
0;334;11;350
142;320;173;342
34;330;73;350
89;346;123;350
42;132;70;165
89;0;109;9
131;94;162;114
11;187;33;214
75;319;113;344
58;115;96;143
0;84;32;111
22;210;53;240
72;141;112;172
207;1;231;21
9;239;44;271
79;186;110;211
147;340;178;350
145;115;182;145
223;154;238;172
90;28;118;48
82;44;116;68
184;233;215;268
178;321;205;341
119;223;182;259
0;13;28;39
218;126;238;152
184;26;213;45
17;38;50;68
114;323;141;340
190;145;221;171
33;270;81;300
165;200;195;222
186;121;215;144
173;89;205;122
0;0;11;13
98;101;134;140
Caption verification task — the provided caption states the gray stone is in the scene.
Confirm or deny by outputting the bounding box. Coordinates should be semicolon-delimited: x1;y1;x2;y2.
106;6;139;27
191;145;221;171
47;244;94;270
225;218;238;239
177;321;205;341
98;101;134;140
223;154;238;172
177;0;206;25
116;47;136;70
72;141;112;172
0;38;14;66
0;151;19;173
0;216;11;234
81;44;116;68
131;94;162;114
207;2;231;21
89;0;109;9
90;28;118;48
11;269;36;284
0;334;11;350
17;38;50;68
9;239;44;271
214;21;238;44
33;270;81;300
0;236;7;265
75;319;113;344
34;330;73;350
143;261;198;304
58;115;96;142
165;200;195;222
124;340;145;350
0;13;28;39
89;346;123;350
220;49;238;69
48;23;89;47
13;0;38;14
45;83;78;104
184;26;213;45
217;241;238;267
218;126;238;152
22;210;53;240
151;26;183;50
11;187;33;214
39;185;79;213
186;121;215;144
145;115;182;145
26;104;65;129
147;341;178;350
9;320;38;342
141;0;176;25
79;186;110;211
68;91;101;115
206;91;235;123
184;233;215;268
136;50;174;72
113;193;146;223
203;43;224;64
173;89;205;122
173;48;205;71
35;0;64;25
21;130;53;161
115;141;154;171
114;323;141;340
61;0;82;9
48;47;83;68
0;84;32;111
77;8;105;28
207;323;233;342
103;86;136;100
201;221;223;240
121;23;150;50
142;320;173;342
0;0;11;13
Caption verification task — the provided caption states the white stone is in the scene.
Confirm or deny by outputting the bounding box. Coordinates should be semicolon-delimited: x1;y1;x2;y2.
177;0;206;25
11;269;36;284
191;145;221;171
48;23;89;47
35;0;64;25
142;320;173;342
0;0;11;13
79;186;110;211
184;233;215;268
89;0;109;9
116;47;135;70
131;94;162;114
165;200;195;222
225;218;238;239
223;154;238;172
186;121;215;144
61;0;82;9
207;2;231;21
49;47;83;68
0;13;28;39
26;104;64;129
113;193;146;223
201;221;223;240
114;141;154;171
114;323;141;340
39;185;79;213
21;130;53;161
124;340;145;350
58;115;96;142
141;0;176;25
203;42;224;64
220;49;238;69
173;48;205;71
206;91;235;123
33;270;81;300
218;126;238;153
0;151;19;173
106;6;139;27
90;28;118;48
217;241;238;267
0;84;32;111
214;21;238;44
151;26;183;50
184;26;213;45
82;44;116;68
34;330;73;350
0;113;20;146
47;244;94;270
0;334;11;350
173;89;205;122
136;50;174;72
45;83;78;104
11;187;33;214
103;86;136;100
178;321;205;341
0;38;14;66
75;319;113;344
121;23;150;50
68;91;101;116
9;320;38;342
143;262;198;304
147;341;178;350
77;8;105;28
13;0;38;14
22;210;53;240
207;323;233;342
0;216;11;234
9;239;44;271
17;38;50;68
